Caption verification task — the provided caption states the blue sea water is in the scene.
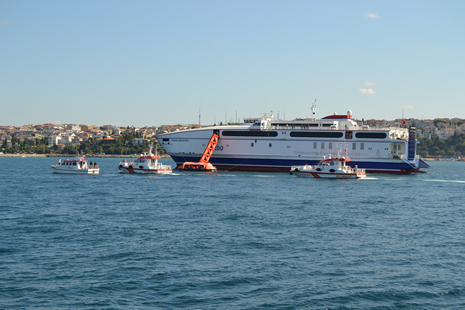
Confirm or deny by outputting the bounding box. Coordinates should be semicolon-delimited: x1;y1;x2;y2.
1;157;465;309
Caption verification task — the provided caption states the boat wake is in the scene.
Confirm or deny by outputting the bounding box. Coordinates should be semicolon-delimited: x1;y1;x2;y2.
424;179;465;184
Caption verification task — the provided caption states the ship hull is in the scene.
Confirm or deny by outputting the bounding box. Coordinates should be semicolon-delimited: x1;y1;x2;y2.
169;154;419;174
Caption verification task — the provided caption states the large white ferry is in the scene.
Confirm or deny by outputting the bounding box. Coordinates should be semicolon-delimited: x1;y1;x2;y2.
156;110;430;174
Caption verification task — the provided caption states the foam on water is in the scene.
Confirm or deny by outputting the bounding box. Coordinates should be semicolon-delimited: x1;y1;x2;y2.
424;179;465;183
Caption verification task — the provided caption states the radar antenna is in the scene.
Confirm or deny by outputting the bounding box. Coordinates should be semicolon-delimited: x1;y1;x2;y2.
311;99;317;119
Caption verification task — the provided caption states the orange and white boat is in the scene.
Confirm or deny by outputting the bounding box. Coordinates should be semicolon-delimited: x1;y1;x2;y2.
290;155;366;179
178;132;218;172
178;161;217;172
118;145;172;174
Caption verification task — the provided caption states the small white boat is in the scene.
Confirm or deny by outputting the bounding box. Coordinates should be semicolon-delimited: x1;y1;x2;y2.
51;156;100;174
290;156;366;179
118;145;172;174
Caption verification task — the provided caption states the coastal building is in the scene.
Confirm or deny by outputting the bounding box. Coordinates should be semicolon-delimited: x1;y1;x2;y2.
67;124;81;131
48;134;61;146
132;138;146;145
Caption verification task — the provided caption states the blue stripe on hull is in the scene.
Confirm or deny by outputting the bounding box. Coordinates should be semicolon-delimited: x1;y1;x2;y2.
170;155;419;173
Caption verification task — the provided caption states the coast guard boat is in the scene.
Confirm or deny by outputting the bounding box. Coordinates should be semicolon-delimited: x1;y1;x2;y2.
118;145;172;174
51;156;99;174
290;155;366;179
156;108;430;174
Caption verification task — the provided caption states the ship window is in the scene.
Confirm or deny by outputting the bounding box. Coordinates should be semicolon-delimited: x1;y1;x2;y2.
355;132;387;139
162;138;169;141
251;143;254;147
290;132;343;138
222;131;278;137
321;142;324;149
73;162;76;165
329;142;332;149
360;143;364;150
269;143;272;147
352;143;356;150
345;131;353;139
313;142;317;149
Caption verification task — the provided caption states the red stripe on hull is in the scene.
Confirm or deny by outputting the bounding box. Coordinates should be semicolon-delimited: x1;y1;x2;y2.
120;167;171;173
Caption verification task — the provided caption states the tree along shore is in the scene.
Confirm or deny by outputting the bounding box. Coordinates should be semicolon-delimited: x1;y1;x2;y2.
0;154;172;158
417;134;465;158
1;133;167;156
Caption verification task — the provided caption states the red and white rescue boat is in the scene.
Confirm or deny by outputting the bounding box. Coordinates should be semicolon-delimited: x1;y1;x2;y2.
118;145;172;174
290;156;366;179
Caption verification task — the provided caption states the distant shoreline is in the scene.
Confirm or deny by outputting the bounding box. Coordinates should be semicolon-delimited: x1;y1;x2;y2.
0;154;172;159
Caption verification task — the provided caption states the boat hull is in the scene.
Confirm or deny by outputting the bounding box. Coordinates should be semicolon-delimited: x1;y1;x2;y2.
291;171;365;178
118;167;172;174
52;167;99;174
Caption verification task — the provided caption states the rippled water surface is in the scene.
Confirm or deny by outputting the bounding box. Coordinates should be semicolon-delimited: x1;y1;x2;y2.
1;158;465;309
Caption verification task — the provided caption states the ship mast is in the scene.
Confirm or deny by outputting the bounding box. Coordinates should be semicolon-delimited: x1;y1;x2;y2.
311;99;317;120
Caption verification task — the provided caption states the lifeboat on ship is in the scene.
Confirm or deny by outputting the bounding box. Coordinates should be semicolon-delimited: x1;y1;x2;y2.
178;162;217;172
178;132;218;172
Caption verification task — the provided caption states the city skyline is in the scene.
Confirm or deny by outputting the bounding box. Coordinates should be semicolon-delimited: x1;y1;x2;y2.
1;0;464;127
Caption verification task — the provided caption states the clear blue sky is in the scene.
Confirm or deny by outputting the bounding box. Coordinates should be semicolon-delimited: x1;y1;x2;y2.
1;0;464;126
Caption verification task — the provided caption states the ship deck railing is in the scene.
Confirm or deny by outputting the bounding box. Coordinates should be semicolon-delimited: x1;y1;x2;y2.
267;125;409;132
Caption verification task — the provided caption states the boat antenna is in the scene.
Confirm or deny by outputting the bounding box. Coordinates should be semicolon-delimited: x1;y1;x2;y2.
311;99;317;119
